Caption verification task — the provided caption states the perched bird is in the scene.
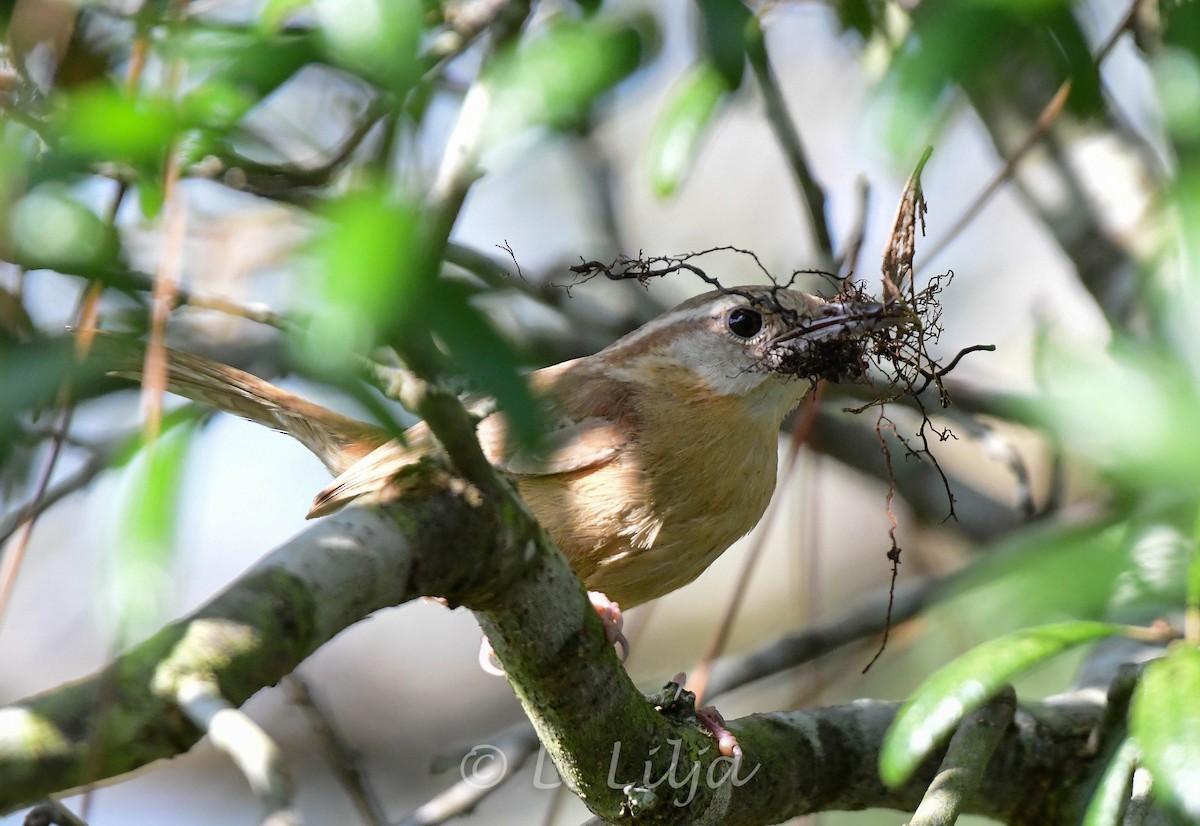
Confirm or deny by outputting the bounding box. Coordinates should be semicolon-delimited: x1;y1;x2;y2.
94;286;897;615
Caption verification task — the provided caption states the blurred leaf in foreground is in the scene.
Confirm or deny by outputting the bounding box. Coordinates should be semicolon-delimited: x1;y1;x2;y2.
880;621;1127;788
1131;646;1200;820
111;421;197;640
486;18;649;138
646;62;731;198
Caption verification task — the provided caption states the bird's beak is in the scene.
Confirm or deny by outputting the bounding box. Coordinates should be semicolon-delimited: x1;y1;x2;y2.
772;299;913;346
765;298;913;382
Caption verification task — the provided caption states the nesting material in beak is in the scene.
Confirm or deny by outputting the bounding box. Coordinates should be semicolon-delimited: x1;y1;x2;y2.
766;299;913;383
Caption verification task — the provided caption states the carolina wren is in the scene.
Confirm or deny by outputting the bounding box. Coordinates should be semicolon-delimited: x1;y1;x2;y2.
96;286;896;609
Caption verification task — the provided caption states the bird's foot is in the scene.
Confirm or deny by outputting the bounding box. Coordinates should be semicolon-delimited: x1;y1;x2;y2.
695;705;742;760
477;590;628;676
478;638;505;676
588;591;628;662
655;673;742;759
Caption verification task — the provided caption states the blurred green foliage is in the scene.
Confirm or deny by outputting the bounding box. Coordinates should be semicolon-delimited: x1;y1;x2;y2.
880;620;1127;788
112;420;197;640
1131;646;1200;821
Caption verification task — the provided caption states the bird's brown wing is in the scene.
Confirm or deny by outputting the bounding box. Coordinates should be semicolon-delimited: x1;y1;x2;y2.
307;360;632;517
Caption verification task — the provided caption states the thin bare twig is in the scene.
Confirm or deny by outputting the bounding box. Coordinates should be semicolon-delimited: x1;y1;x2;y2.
22;798;89;826
0;449;109;547
396;723;541;826
836;177;871;279
922;0;1145;267
746;23;835;266
176;677;297;825
285;675;388;826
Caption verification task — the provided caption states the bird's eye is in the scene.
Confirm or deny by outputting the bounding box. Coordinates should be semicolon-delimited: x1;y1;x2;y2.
727;307;763;339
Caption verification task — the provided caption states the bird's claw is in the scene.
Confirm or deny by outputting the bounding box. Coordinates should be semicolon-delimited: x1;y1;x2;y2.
588;591;628;662
477;591;628;678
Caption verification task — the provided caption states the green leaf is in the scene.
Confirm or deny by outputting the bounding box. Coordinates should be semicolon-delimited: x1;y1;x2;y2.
1131;647;1200;819
304;186;426;369
1030;340;1200;492
428;284;542;448
51;83;178;164
880;621;1126;788
487;19;648;136
9;184;120;274
0;337;115;422
179;80;259;133
1151;49;1200;146
201;31;320;100
696;0;751;88
835;0;880;39
934;522;1129;632
880;1;1101;156
261;0;313;33
1161;0;1200;64
314;0;421;92
112;422;197;639
136;162;166;220
1081;737;1139;826
646;62;730;198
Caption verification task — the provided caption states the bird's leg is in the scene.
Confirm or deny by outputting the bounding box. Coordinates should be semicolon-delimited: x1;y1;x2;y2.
694;705;741;760
478;590;628;676
655;673;742;759
588;590;628;662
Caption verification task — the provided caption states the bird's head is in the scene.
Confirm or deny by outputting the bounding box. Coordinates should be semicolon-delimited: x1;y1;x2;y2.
597;286;909;419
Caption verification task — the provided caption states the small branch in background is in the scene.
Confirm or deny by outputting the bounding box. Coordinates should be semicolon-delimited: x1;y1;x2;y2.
176;677;298;826
397;724;541;826
972;419;1036;519
0;212;124;630
705;577;944;700
746;22;835;266
22;799;89;826
1084;663;1144;757
836;177;871;279
213;96;391;203
922;0;1145;270
0;447;111;547
1123;768;1152;826
285;675;388;826
0;403;73;631
95;267;299;333
922;81;1071;267
141;148;188;441
423;0;524;74
907;686;1016;826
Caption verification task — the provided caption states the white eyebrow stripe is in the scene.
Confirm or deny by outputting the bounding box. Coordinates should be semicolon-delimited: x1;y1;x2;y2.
604;303;722;350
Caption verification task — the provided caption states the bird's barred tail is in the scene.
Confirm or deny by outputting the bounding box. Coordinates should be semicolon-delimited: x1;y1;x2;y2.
84;330;388;475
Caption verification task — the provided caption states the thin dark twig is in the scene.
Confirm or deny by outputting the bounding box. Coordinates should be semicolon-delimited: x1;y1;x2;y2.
23;798;90;826
862;411;901;674
746;22;835;265
285;675;389;826
913;344;997;394
0;450;109;547
836;177;871;279
921;0;1145;267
